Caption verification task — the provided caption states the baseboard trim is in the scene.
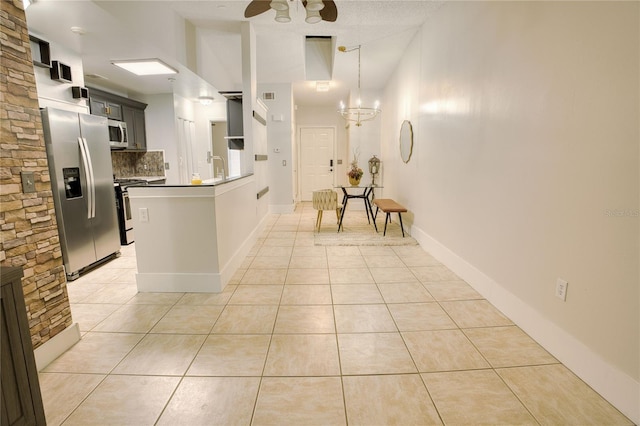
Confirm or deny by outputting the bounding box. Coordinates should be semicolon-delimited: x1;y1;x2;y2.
137;213;270;293
219;212;270;283
411;224;639;424
34;322;81;371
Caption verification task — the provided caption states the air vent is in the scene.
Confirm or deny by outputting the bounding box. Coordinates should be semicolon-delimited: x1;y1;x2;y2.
263;92;275;101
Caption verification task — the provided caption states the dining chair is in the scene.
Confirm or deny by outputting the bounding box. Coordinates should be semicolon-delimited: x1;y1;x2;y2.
312;189;341;232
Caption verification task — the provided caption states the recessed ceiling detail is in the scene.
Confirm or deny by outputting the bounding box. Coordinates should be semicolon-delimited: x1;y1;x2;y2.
305;36;334;81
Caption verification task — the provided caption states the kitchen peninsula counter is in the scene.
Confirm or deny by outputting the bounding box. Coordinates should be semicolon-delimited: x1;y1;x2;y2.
128;174;259;293
133;173;247;187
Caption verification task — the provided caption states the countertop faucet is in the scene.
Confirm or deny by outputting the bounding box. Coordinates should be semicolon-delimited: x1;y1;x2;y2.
212;156;226;179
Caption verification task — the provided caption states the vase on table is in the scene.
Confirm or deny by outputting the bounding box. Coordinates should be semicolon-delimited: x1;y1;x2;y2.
348;158;363;187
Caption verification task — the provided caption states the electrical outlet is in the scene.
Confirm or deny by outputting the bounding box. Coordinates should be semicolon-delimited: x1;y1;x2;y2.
556;278;568;301
164;162;170;170
139;208;149;223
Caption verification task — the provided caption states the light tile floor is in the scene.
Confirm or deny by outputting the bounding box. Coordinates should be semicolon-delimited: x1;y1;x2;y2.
39;203;633;425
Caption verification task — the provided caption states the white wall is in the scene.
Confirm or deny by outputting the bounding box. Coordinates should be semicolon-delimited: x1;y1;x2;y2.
32;37;88;114
381;1;638;421
142;94;178;183
195;27;237;92
259;83;294;213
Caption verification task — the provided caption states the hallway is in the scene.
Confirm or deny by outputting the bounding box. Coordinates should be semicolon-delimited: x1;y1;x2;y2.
39;203;632;425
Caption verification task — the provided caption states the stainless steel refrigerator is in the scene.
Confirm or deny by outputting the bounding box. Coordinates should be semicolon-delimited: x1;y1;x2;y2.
41;107;120;280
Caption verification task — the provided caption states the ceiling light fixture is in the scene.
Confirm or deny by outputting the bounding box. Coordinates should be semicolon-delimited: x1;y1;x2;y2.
70;26;86;35
337;45;381;126
270;0;288;11
245;0;337;23
316;81;330;92
275;8;291;23
198;96;214;106
306;0;325;11
305;9;322;24
111;59;178;76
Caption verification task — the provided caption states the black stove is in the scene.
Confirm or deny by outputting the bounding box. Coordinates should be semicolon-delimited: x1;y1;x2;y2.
113;179;147;245
114;178;149;188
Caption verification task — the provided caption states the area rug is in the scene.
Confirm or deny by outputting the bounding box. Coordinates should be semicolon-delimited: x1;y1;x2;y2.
313;214;418;246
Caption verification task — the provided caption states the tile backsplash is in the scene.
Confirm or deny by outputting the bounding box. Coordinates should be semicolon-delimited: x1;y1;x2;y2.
111;150;165;178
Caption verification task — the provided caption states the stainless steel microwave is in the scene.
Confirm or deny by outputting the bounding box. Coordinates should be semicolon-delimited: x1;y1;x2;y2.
108;119;128;149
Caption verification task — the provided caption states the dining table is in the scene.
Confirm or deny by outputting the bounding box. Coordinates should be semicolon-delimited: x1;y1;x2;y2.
335;184;382;232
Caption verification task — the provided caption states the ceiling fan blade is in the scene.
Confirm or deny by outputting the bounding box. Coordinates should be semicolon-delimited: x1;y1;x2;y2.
245;0;272;18
320;0;338;22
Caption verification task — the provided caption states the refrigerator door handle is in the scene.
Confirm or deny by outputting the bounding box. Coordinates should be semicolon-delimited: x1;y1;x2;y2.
83;137;96;219
78;137;95;219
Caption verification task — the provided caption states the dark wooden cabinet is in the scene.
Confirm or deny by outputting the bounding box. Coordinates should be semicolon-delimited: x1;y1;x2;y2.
89;97;122;120
1;267;46;426
88;87;147;151
122;105;147;151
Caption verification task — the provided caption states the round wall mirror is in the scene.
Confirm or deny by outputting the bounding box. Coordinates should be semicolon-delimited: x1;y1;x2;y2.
399;120;413;163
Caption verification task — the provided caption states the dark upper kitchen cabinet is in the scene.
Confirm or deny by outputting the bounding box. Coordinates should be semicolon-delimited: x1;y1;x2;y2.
88;87;147;151
122;105;147;151
89;97;122;120
223;93;244;150
1;267;46;426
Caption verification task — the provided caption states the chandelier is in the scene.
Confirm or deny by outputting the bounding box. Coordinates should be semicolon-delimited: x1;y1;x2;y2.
338;45;381;126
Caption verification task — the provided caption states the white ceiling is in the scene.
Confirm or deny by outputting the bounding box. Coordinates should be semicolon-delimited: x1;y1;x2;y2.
25;0;443;107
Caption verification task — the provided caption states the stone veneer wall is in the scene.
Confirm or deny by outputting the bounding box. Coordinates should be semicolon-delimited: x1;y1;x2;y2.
0;0;72;348
111;150;166;178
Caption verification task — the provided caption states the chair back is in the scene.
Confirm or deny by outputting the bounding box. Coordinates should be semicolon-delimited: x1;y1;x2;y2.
312;189;337;210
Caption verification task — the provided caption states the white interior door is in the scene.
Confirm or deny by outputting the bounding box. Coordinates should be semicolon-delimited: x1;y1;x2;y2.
299;127;335;201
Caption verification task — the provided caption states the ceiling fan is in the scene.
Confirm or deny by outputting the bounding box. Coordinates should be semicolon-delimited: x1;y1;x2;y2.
245;0;338;23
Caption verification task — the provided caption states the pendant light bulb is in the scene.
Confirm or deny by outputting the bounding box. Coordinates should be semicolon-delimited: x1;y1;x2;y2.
306;0;325;11
274;8;291;22
270;0;288;11
305;9;322;24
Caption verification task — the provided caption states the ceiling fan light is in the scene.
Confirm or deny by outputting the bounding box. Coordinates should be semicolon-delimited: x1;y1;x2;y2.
274;8;291;23
306;0;325;11
305;9;322;24
270;0;288;11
